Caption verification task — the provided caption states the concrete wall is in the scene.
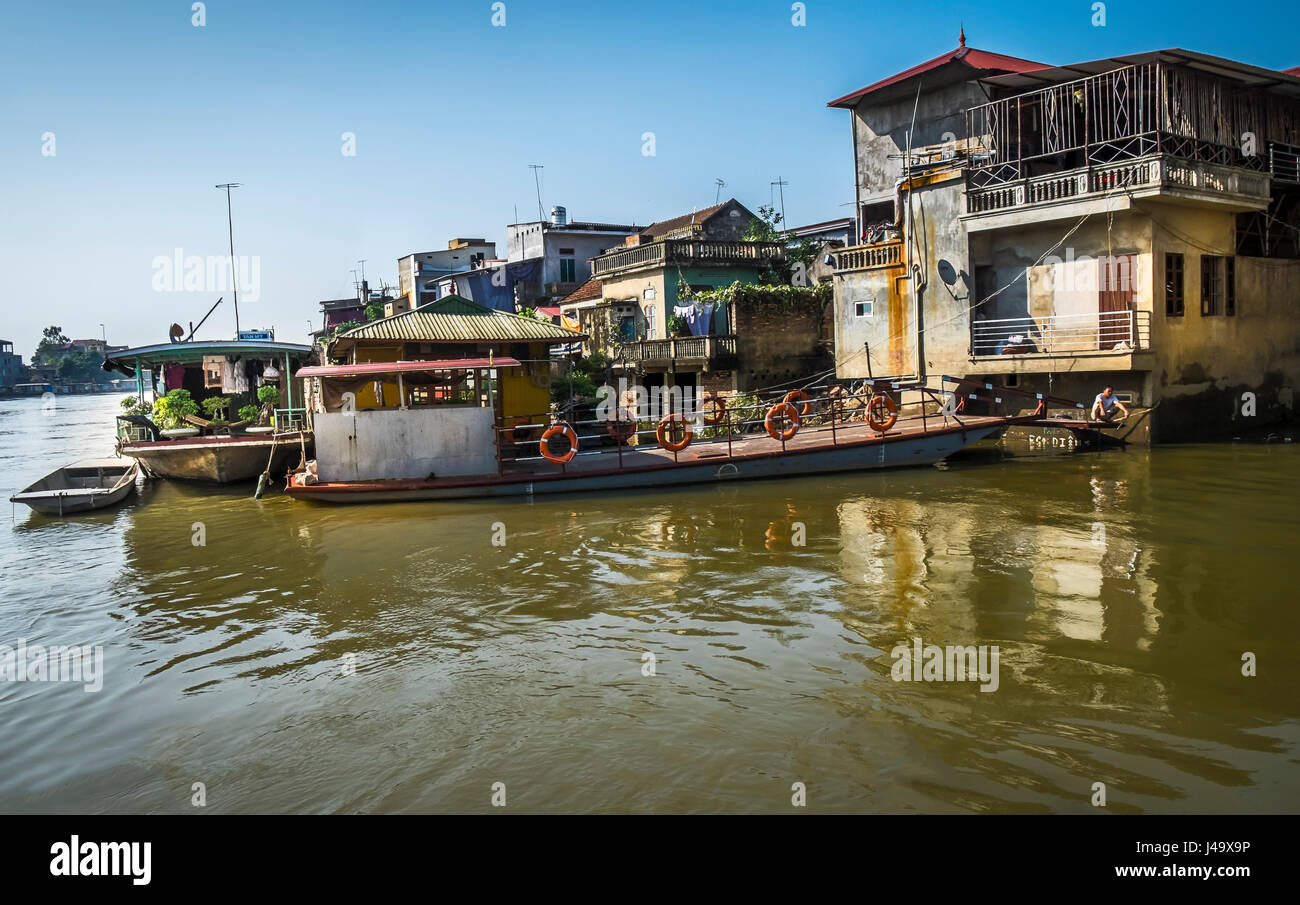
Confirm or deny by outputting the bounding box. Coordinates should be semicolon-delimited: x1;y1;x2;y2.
853;81;988;207
314;407;497;482
734;305;832;391
835;172;972;379
1147;203;1300;439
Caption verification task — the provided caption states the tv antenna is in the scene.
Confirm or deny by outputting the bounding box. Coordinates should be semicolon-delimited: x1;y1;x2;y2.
770;177;788;227
714;178;726;204
528;164;544;221
215;183;242;336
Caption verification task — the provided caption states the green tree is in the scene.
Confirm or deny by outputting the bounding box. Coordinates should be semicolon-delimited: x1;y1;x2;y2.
34;326;69;365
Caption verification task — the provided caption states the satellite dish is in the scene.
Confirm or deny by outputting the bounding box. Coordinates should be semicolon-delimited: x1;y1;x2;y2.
168;323;184;342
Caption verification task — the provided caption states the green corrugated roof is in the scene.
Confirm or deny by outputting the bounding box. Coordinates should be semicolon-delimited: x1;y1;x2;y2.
330;295;584;351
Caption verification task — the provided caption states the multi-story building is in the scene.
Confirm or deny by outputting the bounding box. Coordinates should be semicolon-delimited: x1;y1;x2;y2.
827;37;1300;441
506;207;640;307
0;340;23;387
396;239;498;315
571;199;832;396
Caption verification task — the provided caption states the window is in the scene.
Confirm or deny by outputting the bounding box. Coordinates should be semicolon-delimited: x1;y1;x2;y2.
643;287;655;300
1200;256;1236;316
559;258;576;282
854;299;874;318
558;247;575;255
643;305;656;339
1165;252;1184;317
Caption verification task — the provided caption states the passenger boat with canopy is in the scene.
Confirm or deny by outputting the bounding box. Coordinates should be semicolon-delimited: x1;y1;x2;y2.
285;356;1089;504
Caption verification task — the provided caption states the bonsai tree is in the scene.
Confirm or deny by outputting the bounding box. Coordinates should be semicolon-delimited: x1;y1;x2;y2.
119;395;152;417
201;396;230;424
152;388;199;430
256;385;280;426
237;404;260;423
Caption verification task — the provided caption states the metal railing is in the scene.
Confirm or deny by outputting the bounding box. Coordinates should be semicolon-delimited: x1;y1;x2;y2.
971;310;1151;357
492;377;987;474
591;240;785;277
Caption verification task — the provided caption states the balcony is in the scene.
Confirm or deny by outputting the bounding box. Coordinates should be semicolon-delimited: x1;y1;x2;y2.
592;240;784;278
965;155;1272;221
617;334;738;371
831;240;905;273
971;310;1153;373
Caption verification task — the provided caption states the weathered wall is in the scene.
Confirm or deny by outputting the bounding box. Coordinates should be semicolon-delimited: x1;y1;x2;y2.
734;304;832;391
314;407;497;482
853;81;989;207
1147;202;1300;439
835;173;971;380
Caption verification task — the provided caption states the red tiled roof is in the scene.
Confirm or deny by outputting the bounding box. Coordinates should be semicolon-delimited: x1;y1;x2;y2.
827;45;1050;108
1286;66;1300;76
559;278;602;305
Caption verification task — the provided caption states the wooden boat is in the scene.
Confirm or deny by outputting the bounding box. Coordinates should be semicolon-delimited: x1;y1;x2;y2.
10;458;139;515
285;361;1088;505
104;338;316;484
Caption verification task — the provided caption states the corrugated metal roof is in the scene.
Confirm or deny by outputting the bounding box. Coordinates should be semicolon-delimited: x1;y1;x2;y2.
827;44;1049;108
330;295;585;351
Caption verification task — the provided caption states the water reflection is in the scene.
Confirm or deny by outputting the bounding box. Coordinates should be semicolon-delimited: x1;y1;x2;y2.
1;393;1297;812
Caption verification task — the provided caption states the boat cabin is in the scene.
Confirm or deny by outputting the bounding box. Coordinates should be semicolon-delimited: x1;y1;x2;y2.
299;295;585;482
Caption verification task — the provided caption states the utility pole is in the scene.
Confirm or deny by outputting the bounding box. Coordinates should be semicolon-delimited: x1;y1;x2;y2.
215;183;242;337
771;177;789;227
528;164;544;221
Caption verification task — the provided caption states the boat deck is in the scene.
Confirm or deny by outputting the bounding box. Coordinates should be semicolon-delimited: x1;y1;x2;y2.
504;412;1014;478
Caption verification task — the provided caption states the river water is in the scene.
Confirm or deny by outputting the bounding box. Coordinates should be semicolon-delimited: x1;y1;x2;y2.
1;392;1296;813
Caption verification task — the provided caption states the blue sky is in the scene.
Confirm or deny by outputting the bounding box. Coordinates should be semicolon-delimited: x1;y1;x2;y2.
2;0;1297;355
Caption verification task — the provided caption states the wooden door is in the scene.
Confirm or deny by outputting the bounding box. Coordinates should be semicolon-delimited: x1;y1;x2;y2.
1097;254;1135;350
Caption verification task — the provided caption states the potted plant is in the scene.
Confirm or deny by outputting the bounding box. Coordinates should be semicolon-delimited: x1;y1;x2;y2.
152;388;199;431
237;404;260;424
201;395;230;424
257;385;280;427
666;314;688;338
119;395;151;417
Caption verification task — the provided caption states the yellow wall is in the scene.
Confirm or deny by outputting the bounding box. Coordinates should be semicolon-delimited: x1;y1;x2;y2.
344;341;553;416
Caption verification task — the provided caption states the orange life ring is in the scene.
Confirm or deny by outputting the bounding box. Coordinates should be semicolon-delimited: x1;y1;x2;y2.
540;423;579;463
699;394;727;426
783;389;811;417
656;414;693;452
507;416;539;445
866;393;898;432
765;402;801;441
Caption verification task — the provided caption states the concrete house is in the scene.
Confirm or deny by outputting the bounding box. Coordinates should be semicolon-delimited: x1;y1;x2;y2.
827;36;1300;441
395;239;499;315
0;340;23;388
505;207;641;308
572;199;833;397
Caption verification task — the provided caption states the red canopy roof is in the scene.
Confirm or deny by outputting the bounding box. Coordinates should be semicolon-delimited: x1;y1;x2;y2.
296;357;521;378
827;44;1049;108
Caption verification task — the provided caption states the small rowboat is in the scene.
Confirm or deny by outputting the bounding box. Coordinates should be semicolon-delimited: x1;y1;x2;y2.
10;458;139;515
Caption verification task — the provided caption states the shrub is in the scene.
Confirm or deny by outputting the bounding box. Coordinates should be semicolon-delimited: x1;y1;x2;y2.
256;385;280;406
201;396;230;419
152;389;199;430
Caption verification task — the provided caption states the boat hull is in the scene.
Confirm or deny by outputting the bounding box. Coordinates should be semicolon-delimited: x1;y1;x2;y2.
121;433;311;483
287;422;1003;504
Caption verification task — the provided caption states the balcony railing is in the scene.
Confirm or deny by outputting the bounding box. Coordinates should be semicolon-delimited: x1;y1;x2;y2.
966;155;1271;215
592;240;784;277
620;334;738;363
971;310;1151;357
832;240;905;273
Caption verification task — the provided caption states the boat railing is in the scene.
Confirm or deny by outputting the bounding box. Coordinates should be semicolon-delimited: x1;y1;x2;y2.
492;376;1034;474
273;407;310;432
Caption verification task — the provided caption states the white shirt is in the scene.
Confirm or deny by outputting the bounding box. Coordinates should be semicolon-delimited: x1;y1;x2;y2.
1095;393;1119;413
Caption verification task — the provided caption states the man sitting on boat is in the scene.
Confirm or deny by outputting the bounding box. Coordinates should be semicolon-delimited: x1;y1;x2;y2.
1090;386;1129;424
